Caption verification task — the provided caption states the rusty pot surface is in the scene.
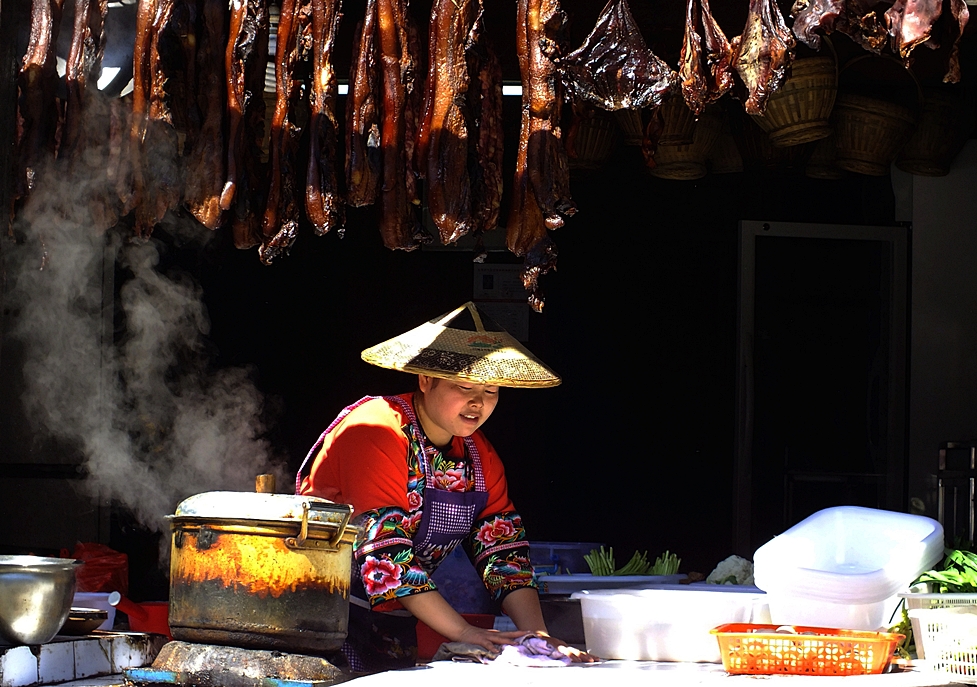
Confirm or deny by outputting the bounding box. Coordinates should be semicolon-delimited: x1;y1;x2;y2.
168;491;357;655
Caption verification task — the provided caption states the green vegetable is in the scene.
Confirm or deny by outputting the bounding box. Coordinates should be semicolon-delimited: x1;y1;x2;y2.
916;548;977;592
583;547;682;576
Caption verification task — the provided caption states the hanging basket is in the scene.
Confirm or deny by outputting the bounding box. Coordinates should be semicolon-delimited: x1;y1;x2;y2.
732;107;814;173
806;133;843;179
833;93;916;176
707;122;744;174
751;55;837;147
895;87;973;177
567;111;618;170
658;94;698;146
648;107;722;180
614;109;645;146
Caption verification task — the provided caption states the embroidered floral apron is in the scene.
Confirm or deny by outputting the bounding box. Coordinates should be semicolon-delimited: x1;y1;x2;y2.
296;395;489;672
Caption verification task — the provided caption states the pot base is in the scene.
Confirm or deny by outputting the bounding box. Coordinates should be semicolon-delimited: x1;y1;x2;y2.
170;626;347;657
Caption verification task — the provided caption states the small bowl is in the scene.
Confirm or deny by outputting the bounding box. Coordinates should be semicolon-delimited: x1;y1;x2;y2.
0;556;82;644
59;608;109;636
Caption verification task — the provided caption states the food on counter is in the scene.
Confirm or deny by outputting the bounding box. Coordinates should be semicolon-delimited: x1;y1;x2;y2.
583;547;682;576
730;0;795;116
562;0;677;112
306;0;345;237
345;0;381;208
706;554;755;586
679;0;734;116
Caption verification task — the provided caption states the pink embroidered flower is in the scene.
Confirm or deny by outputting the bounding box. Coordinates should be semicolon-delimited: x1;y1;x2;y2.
476;517;516;546
434;467;467;492
361;556;402;596
407;491;422;512
404;511;422;531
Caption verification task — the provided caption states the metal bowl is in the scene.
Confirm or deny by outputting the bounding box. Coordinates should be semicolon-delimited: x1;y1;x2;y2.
0;556;82;644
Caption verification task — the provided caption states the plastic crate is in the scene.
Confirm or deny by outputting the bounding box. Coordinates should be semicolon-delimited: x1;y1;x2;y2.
909;607;977;683
710;623;904;676
898;591;977;659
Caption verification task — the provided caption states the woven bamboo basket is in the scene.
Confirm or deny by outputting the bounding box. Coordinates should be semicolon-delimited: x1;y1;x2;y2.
707;122;743;174
751;55;837;147
733;110;814;173
567;111;617;170
806;133;843;179
895;87;973;177
648;108;722;180
658;95;698;146
614;108;645;146
833;93;916;176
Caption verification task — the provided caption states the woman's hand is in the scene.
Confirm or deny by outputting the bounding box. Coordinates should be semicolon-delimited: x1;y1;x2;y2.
455;627;525;653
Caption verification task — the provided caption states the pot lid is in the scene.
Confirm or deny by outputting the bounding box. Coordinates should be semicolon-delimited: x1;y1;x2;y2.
173;491;353;525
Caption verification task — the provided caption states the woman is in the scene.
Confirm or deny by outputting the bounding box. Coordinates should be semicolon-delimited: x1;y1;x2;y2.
297;302;590;672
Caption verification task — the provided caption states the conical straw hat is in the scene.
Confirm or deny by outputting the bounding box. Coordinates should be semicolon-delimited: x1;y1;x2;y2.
361;302;561;388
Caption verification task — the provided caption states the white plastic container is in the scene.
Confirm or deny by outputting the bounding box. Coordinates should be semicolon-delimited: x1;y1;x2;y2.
72;591;116;631
753;506;944;630
571;585;768;662
899;590;977;659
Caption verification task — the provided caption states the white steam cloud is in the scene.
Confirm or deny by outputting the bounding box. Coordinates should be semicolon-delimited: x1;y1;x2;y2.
4;165;284;534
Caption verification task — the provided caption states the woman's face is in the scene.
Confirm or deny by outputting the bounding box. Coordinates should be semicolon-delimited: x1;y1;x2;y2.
416;375;500;445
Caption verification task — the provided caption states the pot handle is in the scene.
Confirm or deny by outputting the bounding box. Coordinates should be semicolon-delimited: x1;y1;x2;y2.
287;501;353;551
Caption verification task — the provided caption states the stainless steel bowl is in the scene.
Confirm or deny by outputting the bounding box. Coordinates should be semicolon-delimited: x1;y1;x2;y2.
0;556;82;644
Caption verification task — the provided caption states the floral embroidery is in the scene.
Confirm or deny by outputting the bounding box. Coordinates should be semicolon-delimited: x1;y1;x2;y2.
434;466;467;492
475;516;517;546
407;491;422;512
361;556;403;596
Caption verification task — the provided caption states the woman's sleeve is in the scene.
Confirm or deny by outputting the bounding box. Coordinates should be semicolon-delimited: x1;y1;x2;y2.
464;435;537;603
354;507;438;611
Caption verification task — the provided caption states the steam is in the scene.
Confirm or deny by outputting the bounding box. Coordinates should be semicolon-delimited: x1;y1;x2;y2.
4;165;284;534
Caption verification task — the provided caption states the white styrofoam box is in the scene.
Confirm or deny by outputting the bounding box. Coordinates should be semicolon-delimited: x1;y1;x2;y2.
71;593;116;632
754;506;944;605
0;645;40;687
571;585;768;662
36;642;74;685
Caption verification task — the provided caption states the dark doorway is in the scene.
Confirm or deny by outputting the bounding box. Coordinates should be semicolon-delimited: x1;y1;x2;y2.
734;221;910;555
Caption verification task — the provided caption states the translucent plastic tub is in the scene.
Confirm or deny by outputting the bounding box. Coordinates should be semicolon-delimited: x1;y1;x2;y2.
753;506;944;630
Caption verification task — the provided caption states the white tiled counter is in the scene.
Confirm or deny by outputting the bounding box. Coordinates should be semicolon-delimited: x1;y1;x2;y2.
0;634;167;687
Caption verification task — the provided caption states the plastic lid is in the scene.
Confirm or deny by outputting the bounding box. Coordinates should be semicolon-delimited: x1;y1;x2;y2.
752;506;945;603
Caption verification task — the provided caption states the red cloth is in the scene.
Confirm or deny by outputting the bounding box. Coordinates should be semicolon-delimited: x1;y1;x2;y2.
299;393;515;518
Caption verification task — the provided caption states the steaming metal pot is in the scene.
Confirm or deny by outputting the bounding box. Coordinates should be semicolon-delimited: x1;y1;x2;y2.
167;487;357;655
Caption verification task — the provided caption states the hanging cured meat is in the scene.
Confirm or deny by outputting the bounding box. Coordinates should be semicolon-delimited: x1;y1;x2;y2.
184;0;227;230
507;0;574;312
61;0;108;160
223;0;269;249
730;0;795;116
791;0;887;53
306;0;345;237
376;0;422;250
937;0;970;83
562;0;677;111
467;40;504;249
259;0;312;264
130;0;184;239
416;0;480;244
345;1;381;208
886;0;942;58
14;0;65;210
679;0;734;116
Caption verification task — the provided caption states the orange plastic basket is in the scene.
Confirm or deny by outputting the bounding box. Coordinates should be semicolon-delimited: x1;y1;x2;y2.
711;623;905;676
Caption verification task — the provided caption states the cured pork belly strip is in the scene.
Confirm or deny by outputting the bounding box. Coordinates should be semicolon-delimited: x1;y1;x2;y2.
306;0;345;237
62;0;108;159
940;0;969;83
679;0;733;115
184;0;227;230
15;0;65;204
731;0;795;116
468;39;503;245
507;0;573;312
259;0;310;264
376;0;420;250
345;4;381;208
418;0;479;244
